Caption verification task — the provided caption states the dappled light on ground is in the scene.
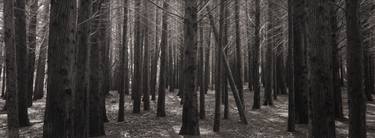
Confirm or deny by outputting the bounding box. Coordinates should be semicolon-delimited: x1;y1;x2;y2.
0;89;374;137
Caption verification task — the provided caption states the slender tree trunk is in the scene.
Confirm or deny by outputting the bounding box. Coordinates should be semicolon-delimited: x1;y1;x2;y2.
33;0;49;100
199;23;205;120
132;0;142;114
43;0;76;136
179;0;200;135
157;0;169;117
26;0;38;107
234;0;244;105
118;0;129;122
287;0;295;132
15;0;30;127
346;0;367;137
330;0;344;119
142;0;150;111
4;0;20;136
263;0;273;106
150;1;160;100
252;0;261;109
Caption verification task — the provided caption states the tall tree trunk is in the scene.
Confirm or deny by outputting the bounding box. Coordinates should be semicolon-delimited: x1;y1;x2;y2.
4;0;20;136
100;0;111;122
292;0;308;124
287;0;295;132
73;0;92;137
157;0;169;117
306;0;336;137
15;0;30;127
118;0;129;122
132;0;142;114
142;0;150;111
346;0;367;137
179;0;200;135
263;0;273;106
150;1;160;101
88;0;106;136
26;0;38;107
43;0;76;136
252;0;261;109
33;0;49;100
234;0;244;105
198;23;205;120
330;0;344;119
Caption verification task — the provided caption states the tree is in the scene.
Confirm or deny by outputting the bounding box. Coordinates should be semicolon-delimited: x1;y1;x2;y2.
305;0;336;137
27;0;38;107
43;0;76;137
346;0;367;137
263;0;273;106
179;0;200;135
4;0;20;136
142;0;150;111
15;0;30;127
157;0;169;117
132;0;142;114
252;0;261;110
118;0;129;122
73;0;92;136
33;0;49;100
234;0;244;105
287;0;295;132
292;0;308;124
88;0;106;136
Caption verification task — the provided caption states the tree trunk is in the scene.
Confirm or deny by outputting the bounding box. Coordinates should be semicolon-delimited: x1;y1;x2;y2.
132;0;142;114
15;0;30;127
4;0;20;136
43;0;76;136
198;23;205;120
88;1;106;136
306;0;336;137
263;0;273;106
179;0;200;135
346;0;367;137
73;0;92;136
118;0;129;122
252;0;261;109
330;0;344;119
234;0;244;105
157;0;169;117
33;0;49;100
142;0;150;111
26;0;38;107
287;0;295;132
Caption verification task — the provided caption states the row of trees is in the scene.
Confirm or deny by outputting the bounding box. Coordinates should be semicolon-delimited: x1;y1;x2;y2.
1;0;373;137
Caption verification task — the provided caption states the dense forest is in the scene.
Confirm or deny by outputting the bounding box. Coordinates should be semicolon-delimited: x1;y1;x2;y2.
0;0;374;137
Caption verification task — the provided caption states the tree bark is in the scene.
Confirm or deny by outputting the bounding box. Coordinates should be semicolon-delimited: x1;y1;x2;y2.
118;0;129;122
15;0;30;127
157;0;169;117
252;0;261;110
346;0;367;137
33;0;49;100
306;0;336;137
4;0;20;136
179;0;200;135
26;0;38;107
43;0;76;136
73;0;92;136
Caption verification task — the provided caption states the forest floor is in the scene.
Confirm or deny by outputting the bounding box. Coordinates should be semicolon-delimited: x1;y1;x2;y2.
0;87;375;138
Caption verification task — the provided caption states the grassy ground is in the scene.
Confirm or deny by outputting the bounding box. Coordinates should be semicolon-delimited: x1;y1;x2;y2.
0;87;374;137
